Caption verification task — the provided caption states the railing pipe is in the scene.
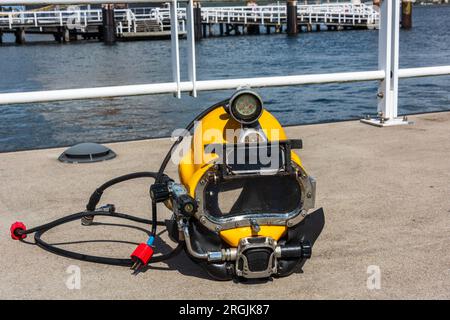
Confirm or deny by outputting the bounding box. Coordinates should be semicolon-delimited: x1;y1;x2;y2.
1;65;449;106
398;66;450;78
0;1;448;127
0;70;383;105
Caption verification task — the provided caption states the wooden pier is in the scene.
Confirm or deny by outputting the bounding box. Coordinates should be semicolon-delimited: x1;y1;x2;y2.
0;2;380;44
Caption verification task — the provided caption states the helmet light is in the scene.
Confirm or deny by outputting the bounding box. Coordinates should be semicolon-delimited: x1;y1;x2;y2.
228;90;263;125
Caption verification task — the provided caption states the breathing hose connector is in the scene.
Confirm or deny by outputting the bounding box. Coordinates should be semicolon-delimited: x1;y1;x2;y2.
86;189;103;212
10;221;27;240
130;236;155;275
82;190;103;225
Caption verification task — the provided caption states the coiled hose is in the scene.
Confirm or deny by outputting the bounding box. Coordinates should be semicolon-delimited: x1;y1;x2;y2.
13;99;229;267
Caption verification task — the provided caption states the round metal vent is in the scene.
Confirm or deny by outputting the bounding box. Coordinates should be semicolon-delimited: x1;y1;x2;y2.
58;143;116;164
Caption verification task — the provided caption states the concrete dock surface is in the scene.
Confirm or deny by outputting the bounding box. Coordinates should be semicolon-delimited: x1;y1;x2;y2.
1;112;449;299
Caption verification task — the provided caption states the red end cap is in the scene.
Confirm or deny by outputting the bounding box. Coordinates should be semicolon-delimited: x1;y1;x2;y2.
10;222;27;240
131;243;154;265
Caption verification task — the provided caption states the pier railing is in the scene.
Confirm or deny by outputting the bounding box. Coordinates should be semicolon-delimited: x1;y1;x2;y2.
114;8;170;35
0;3;379;32
0;0;449;126
0;8;102;29
0;8;168;33
157;3;379;27
0;3;378;38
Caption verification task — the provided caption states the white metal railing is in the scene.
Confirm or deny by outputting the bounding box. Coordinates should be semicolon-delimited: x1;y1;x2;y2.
156;3;378;30
0;7;184;34
0;0;449;126
114;9;166;35
199;3;378;26
0;9;102;28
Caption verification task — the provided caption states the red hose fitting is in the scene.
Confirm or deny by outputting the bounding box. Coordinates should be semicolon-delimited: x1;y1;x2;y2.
130;243;154;273
10;222;27;240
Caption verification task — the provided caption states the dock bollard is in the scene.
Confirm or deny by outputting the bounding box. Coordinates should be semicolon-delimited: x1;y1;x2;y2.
102;5;116;44
63;27;70;43
15;28;25;44
286;0;298;36
53;27;70;43
247;24;259;35
194;1;202;41
208;24;213;37
401;0;412;29
202;23;207;38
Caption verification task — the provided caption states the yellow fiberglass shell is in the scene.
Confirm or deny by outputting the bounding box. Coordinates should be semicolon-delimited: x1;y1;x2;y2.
178;106;304;247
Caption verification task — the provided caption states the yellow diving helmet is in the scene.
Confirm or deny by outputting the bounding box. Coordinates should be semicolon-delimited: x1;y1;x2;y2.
165;89;325;280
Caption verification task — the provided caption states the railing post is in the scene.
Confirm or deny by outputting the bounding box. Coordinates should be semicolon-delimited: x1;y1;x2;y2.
126;9;131;29
278;4;281;25
361;0;408;127
390;0;399;118
170;0;181;98
186;0;197;97
379;0;394;120
286;0;298;35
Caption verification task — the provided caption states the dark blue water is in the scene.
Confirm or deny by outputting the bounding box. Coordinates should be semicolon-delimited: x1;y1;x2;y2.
0;5;449;152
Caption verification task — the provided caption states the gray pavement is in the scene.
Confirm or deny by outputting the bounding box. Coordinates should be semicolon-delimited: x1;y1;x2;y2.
1;112;449;299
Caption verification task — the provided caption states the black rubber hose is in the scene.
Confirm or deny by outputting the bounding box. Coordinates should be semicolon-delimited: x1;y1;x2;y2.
18;211;184;267
86;172;158;212
85;171;165;236
156;99;230;182
151;200;158;235
14;99;229;268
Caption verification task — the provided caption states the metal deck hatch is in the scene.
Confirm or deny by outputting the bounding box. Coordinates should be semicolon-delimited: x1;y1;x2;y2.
58;143;116;163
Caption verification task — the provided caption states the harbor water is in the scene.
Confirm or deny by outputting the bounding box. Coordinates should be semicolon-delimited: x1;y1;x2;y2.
0;4;449;152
